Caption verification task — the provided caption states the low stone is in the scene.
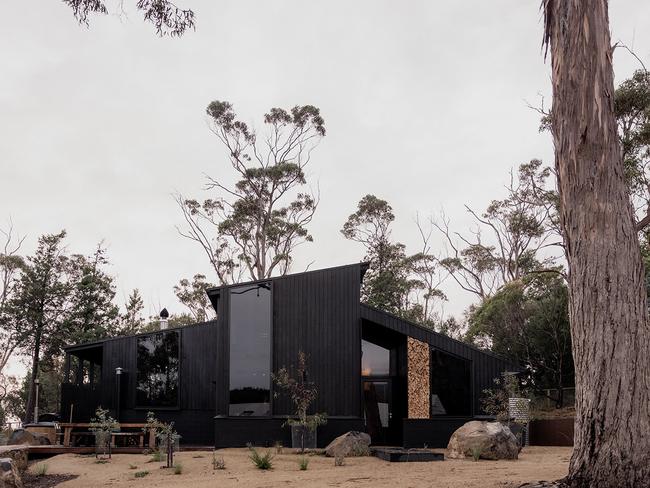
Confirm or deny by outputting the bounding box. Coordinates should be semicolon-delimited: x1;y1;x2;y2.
0;447;28;473
325;431;371;458
447;421;519;460
0;457;23;488
7;429;50;446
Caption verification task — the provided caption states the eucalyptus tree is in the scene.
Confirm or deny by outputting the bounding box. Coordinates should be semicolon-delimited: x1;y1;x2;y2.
173;274;216;322
433;159;561;301
63;0;195;36
0;222;25;376
542;1;650;485
341;195;446;325
177;101;326;284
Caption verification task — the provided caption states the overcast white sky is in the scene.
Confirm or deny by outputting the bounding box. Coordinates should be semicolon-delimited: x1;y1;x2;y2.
2;1;650;373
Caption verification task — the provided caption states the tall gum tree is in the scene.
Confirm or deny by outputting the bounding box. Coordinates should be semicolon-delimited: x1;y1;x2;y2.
542;1;650;486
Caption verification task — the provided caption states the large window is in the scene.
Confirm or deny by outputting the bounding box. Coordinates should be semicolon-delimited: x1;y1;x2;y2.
229;283;271;416
361;340;390;376
136;330;180;408
430;349;472;416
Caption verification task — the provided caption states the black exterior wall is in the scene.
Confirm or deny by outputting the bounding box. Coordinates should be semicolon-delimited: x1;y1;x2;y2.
214;418;365;448
360;305;518;415
61;262;517;449
212;263;364;418
402;418;472;448
62;320;218;445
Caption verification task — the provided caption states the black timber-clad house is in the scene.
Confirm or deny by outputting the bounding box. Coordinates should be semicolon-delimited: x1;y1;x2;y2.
60;263;515;448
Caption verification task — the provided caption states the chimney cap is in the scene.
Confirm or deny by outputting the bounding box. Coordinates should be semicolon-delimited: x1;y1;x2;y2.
160;308;169;319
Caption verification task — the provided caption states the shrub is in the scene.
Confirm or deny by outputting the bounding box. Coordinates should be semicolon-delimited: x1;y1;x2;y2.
248;445;274;470
173;462;183;474
143;412;180;468
274;441;283;454
212;451;226;470
129;463;138;470
273;351;327;453
334;454;345;466
134;471;149;478
470;446;483;462
95;459;109;464
298;457;309;470
150;450;163;462
34;463;49;477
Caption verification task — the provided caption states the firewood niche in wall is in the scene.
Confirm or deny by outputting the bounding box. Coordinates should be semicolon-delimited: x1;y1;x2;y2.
407;337;430;419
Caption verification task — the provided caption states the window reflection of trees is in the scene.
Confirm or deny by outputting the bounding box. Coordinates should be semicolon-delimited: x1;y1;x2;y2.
136;331;180;408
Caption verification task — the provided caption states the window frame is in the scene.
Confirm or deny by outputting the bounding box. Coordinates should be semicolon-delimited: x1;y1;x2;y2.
227;281;273;418
429;347;474;417
135;329;182;411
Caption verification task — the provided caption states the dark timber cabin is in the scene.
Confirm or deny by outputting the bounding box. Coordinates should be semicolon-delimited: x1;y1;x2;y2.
60;263;515;448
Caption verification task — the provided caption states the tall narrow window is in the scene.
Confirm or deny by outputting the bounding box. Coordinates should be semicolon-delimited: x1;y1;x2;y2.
229;283;271;416
430;349;471;416
361;340;390;376
136;330;180;408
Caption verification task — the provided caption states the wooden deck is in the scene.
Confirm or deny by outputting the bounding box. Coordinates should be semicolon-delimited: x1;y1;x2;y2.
27;445;214;456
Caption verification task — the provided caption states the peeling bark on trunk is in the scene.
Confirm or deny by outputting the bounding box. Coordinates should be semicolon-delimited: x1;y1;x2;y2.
542;1;650;486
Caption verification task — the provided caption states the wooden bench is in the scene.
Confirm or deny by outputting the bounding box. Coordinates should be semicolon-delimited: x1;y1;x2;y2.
60;423;154;448
111;432;145;448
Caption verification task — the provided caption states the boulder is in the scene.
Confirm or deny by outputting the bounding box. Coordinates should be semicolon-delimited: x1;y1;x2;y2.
7;429;50;446
325;431;371;458
0;458;23;488
447;421;519;460
0;447;28;473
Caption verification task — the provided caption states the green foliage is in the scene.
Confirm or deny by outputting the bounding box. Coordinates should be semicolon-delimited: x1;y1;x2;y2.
173;274;216;322
481;373;529;421
143;412;180;468
89;407;120;434
173;462;183;474
341;195;447;327
334;454;345;466
298;456;309;470
212;451;225;470
178;101;326;283
248;445;274;469
134;470;149;478
64;0;195;37
117;289;146;336
150;450;163;462
64;245;120;345
34;462;49;476
470;445;483;462
436;160;560;301
468;273;573;404
128;463;138;469
273;351;326;452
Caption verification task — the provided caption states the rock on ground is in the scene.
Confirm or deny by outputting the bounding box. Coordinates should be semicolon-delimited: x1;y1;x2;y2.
0;457;23;488
325;431;371;457
447;421;519;460
0;447;28;473
6;429;50;446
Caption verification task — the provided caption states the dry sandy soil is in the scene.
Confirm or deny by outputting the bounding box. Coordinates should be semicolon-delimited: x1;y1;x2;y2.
26;446;572;488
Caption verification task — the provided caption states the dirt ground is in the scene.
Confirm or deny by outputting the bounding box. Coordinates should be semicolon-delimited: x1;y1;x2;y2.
26;446;572;488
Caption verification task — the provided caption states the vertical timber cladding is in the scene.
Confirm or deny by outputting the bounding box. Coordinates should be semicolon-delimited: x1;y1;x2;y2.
407;337;430;418
272;264;362;417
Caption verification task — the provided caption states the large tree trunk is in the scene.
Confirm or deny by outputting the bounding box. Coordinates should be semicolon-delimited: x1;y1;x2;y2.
23;325;42;424
542;1;650;486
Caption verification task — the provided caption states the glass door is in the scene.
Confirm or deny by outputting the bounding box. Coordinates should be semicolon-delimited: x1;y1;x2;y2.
363;380;392;445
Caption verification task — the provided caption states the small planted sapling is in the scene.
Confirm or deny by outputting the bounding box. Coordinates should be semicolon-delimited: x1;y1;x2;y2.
89;407;120;460
273;351;326;453
143;412;181;468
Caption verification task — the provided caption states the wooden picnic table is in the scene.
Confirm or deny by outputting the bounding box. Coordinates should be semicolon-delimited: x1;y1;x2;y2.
59;423;154;448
